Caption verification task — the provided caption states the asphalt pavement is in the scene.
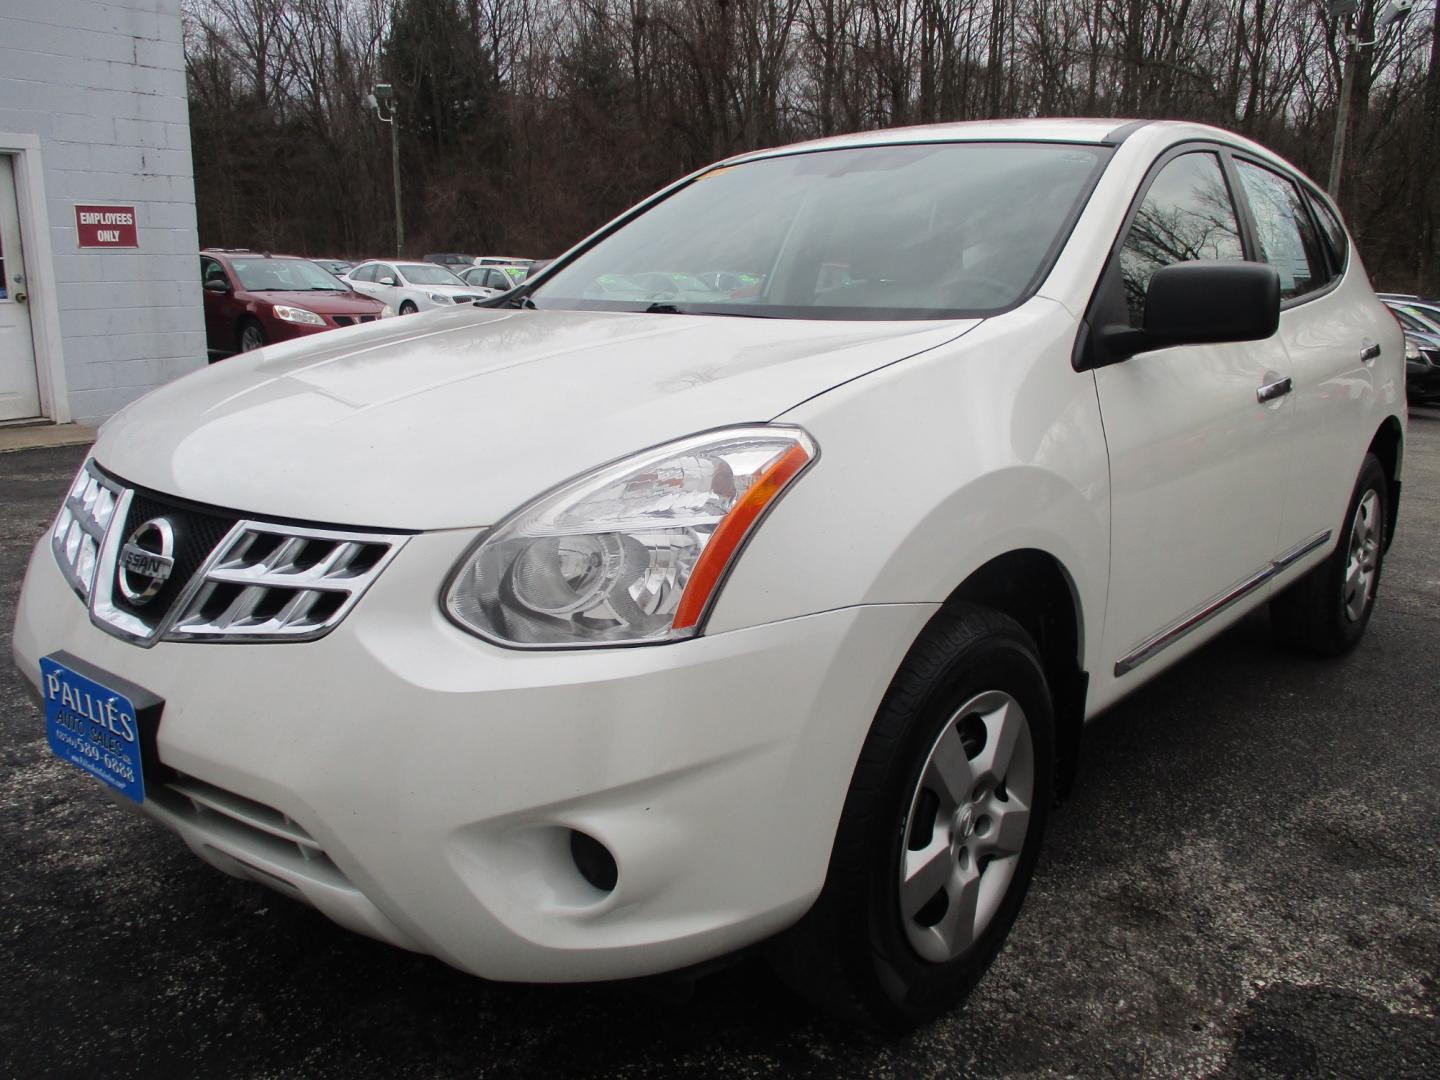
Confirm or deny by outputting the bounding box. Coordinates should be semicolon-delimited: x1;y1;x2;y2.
2;416;1437;1079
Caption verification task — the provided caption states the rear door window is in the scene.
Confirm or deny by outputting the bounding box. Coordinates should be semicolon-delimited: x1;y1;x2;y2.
1306;191;1348;276
1234;160;1330;300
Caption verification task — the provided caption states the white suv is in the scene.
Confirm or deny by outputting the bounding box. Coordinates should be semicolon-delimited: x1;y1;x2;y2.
13;119;1405;1029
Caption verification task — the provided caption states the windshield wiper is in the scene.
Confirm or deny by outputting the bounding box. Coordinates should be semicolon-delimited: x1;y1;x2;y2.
644;302;686;314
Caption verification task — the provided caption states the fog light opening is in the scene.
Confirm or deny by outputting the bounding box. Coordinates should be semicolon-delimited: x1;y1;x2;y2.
569;829;618;893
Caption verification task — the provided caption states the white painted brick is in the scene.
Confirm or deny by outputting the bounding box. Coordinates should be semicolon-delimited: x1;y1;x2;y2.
118;90;188;124
103;59;170;96
0;105;55;137
0;46;63;83
132;36;181;71
163;121;189;150
51;253;106;284
51;112;117;145
135;200;195;231
40;142;93;173
137;147;191;177
3;2;159;40
113;118;167;148
70;386;143;425
88;143;144;173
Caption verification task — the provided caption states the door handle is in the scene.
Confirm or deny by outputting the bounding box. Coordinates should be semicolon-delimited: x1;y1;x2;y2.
13;291;27;304
1361;343;1380;365
1256;376;1293;403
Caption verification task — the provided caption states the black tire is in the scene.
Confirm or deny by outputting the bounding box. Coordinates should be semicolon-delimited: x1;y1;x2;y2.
399;300;418;315
237;320;266;353
767;604;1055;1031
1271;453;1388;655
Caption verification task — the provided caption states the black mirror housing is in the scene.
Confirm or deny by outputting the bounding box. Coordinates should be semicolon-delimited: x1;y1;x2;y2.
1089;260;1281;366
203;278;229;293
1143;260;1280;345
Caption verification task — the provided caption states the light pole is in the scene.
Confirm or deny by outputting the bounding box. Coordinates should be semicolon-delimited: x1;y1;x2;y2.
1328;0;1415;198
365;84;403;258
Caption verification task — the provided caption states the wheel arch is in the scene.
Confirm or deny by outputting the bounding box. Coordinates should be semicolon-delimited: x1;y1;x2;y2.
1367;415;1403;551
938;548;1087;800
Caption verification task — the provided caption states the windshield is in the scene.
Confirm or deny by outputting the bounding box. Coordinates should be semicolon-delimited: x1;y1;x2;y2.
400;263;465;286
231;258;347;292
532;142;1110;319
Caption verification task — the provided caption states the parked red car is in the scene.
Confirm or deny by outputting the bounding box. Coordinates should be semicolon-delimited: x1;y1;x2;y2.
200;250;390;357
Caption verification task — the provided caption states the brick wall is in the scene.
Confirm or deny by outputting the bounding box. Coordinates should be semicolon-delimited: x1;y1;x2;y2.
0;0;204;425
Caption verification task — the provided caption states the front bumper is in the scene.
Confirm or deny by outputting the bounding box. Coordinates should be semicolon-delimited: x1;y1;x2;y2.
13;528;935;981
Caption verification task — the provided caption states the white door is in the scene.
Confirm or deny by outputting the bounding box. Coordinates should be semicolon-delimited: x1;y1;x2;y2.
1092;150;1295;685
0;154;41;422
1230;159;1378;552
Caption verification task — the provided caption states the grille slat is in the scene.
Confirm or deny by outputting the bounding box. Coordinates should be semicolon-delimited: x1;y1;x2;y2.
154;524;403;641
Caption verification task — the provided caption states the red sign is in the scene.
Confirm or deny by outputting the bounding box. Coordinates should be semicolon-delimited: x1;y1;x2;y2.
75;205;138;248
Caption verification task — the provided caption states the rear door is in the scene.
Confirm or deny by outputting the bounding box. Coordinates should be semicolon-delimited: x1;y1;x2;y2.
1231;160;1373;556
347;263;379;299
1091;147;1296;684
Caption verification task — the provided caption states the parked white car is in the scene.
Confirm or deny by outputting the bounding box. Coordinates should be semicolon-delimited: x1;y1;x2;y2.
344;260;487;313
460;264;526;293
14;119;1405;1030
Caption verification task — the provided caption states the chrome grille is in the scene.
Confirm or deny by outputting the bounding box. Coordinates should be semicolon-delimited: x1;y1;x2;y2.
52;462;122;598
167;524;399;641
54;461;409;646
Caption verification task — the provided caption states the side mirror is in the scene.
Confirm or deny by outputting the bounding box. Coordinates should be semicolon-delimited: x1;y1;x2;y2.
379;275;397;286
203;278;229;293
1097;261;1280;362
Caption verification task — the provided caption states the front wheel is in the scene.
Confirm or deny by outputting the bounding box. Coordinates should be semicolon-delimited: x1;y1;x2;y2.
398;300;418;315
238;320;266;353
1271;453;1389;654
768;605;1055;1030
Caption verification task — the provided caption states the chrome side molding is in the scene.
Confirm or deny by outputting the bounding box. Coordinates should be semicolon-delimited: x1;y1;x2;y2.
1114;530;1332;678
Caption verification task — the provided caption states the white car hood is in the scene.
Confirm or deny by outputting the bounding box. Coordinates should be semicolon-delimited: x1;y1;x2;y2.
96;306;975;529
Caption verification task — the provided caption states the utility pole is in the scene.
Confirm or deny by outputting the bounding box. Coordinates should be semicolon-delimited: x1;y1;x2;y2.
1328;1;1416;198
366;84;403;258
1328;34;1357;198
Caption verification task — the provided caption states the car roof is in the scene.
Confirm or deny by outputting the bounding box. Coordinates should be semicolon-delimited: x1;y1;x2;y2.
723;117;1293;171
207;251;309;262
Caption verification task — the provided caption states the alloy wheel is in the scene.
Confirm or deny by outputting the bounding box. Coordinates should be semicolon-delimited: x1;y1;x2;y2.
898;689;1034;964
1343;488;1381;623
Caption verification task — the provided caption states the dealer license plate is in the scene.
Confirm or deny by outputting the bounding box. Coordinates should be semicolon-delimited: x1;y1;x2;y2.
41;656;155;804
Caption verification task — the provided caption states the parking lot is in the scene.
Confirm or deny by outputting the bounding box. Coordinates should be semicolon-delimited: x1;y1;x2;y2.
1;415;1437;1079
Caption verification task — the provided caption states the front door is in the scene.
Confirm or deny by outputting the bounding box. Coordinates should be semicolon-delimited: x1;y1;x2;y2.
1092;149;1295;687
0;154;41;422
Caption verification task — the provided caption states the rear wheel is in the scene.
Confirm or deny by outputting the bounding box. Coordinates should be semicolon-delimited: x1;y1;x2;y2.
238;320;266;353
768;605;1055;1030
1271;453;1388;655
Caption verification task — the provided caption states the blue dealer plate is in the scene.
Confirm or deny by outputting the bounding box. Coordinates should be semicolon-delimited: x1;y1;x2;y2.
41;657;148;804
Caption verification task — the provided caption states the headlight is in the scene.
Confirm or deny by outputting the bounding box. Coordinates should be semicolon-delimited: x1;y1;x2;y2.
272;305;325;326
380;304;395;317
444;426;817;647
427;292;451;304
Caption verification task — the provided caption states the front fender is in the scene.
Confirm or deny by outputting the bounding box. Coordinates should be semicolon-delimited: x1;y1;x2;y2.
706;298;1111;682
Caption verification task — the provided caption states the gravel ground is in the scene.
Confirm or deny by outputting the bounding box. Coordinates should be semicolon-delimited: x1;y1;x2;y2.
2;416;1437;1079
